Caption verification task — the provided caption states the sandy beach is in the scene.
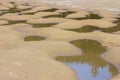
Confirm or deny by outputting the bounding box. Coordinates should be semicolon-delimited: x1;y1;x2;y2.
0;0;120;80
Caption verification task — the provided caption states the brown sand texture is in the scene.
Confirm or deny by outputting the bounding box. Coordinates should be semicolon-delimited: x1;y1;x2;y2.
0;1;120;80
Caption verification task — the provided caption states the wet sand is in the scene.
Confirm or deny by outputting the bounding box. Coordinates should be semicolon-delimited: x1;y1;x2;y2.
0;1;120;80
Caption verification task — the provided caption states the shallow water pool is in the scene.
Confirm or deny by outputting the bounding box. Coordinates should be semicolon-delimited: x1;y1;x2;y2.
56;39;119;80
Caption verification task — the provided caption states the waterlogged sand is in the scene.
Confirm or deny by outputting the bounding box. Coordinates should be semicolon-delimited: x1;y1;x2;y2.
0;1;120;80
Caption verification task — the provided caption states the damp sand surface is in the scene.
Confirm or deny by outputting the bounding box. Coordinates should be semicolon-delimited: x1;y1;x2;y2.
0;1;120;80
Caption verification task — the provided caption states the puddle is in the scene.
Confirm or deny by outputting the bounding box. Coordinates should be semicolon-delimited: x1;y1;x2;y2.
42;11;75;18
55;39;119;80
31;23;58;28
21;3;31;6
21;12;36;15
102;19;120;33
69;13;102;20
87;13;102;19
8;7;24;13
5;20;27;25
0;11;8;16
24;36;46;41
66;19;120;33
0;3;31;16
67;25;99;33
42;14;60;18
9;2;15;4
21;8;59;15
43;11;102;20
60;11;76;18
41;8;58;12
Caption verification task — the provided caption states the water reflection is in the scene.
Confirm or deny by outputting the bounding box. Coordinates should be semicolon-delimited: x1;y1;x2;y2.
56;39;118;80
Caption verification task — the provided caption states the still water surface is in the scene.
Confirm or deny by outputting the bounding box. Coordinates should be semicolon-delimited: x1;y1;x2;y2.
56;39;118;80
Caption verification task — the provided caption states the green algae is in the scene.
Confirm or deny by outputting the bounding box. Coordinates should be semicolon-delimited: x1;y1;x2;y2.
31;23;58;28
24;36;46;41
